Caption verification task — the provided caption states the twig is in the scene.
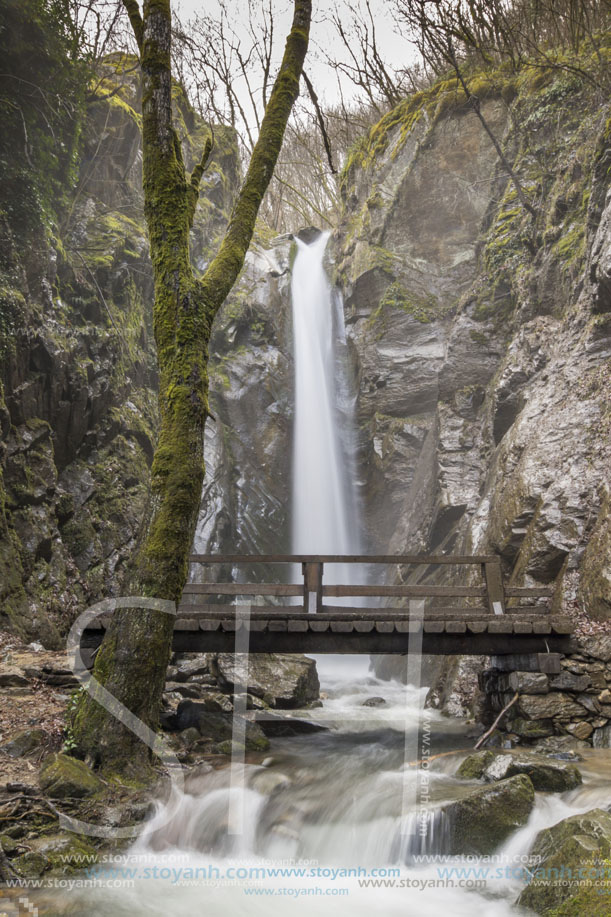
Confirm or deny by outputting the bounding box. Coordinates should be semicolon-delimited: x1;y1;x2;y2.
475;692;519;750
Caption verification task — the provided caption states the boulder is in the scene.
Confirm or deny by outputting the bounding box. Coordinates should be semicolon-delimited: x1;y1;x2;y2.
172;701;269;751
441;774;535;855
0;728;48;758
210;654;319;708
39;754;104;799
457;750;582;792
517;808;611;914
361;696;388;707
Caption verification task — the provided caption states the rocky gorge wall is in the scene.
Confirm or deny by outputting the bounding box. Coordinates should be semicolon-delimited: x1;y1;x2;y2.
0;54;238;645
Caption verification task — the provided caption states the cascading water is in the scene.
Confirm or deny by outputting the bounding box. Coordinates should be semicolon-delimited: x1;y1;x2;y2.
290;231;367;682
290;232;361;586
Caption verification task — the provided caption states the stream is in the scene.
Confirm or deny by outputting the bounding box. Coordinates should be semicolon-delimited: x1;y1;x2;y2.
38;655;611;915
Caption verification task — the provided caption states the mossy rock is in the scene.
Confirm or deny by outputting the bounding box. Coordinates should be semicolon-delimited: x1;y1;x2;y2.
39;753;104;799
456;749;496;779
442;774;535;854
457;750;582;792
12;850;51;878
37;833;99;876
517;808;611;914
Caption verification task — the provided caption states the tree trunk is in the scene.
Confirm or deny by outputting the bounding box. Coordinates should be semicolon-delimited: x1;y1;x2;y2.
73;0;311;776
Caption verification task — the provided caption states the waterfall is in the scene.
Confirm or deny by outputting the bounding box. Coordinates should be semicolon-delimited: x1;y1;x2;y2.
290;232;361;584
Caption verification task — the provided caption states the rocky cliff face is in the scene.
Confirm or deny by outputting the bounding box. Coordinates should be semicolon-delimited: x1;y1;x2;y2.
0;55;238;645
333;66;611;710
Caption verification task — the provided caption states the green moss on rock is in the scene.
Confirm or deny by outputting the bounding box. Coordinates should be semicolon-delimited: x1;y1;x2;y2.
39;753;105;799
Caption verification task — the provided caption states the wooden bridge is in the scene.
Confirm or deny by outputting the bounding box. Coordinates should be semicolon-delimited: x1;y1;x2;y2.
83;555;574;659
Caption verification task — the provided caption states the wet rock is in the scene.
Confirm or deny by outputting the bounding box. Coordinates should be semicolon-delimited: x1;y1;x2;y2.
163;682;213;701
456;750;496;779
39;754;104;799
210;654;319;709
255;714;329;737
517;808;611;914
361;696;388;707
249;769;291;795
172;701;269;751
441;774;535;855
457;751;582;792
198;692;234;714
178;728;201;747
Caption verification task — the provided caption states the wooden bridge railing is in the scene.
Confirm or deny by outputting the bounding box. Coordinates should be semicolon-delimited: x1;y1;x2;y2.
182;554;552;618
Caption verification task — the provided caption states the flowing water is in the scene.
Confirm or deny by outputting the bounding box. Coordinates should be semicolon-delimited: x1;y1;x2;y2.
33;236;611;915
290;232;362;596
37;667;611;916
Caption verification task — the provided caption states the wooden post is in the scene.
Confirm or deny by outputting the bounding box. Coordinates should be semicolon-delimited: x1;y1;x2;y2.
484;561;505;615
302;561;324;613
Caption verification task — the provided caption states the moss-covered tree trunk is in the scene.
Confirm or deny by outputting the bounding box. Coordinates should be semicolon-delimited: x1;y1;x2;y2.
73;0;311;774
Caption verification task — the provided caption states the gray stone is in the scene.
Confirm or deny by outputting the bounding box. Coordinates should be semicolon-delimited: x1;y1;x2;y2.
361;696;388;707
173;655;211;682
517;693;585;721
210;654;319;709
441;775;535;855
549;671;591;692
507;717;555;738
575;636;611;663
593;724;611;748
565;721;593;740
173;701;269;751
503;672;549;694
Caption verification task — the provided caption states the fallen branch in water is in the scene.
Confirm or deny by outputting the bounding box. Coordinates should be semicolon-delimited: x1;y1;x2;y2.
474;692;519;750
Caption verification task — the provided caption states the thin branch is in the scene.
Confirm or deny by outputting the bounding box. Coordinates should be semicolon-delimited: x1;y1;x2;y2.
474;692;519;749
187;130;214;228
302;71;337;174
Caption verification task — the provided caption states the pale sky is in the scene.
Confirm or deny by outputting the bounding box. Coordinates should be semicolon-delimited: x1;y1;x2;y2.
174;0;410;108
